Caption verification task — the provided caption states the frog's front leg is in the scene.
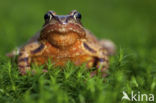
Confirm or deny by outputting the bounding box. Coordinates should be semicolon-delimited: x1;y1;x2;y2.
18;41;45;75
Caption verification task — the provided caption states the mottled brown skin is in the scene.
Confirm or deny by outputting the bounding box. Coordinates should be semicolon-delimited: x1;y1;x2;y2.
7;10;115;76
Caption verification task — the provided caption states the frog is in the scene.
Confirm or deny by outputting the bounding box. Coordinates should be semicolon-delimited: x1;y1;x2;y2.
7;10;116;76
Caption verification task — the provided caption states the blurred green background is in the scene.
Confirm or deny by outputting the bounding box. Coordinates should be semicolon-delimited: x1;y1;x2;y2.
0;0;156;103
0;0;156;56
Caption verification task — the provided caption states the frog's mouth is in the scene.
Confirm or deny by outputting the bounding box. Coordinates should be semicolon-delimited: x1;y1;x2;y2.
40;23;86;48
41;23;86;37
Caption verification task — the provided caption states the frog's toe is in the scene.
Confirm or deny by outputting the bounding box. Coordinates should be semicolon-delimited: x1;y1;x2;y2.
6;48;20;58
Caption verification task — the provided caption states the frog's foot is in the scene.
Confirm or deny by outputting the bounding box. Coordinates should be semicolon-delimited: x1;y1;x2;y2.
92;57;109;77
90;69;108;77
6;48;20;58
86;56;109;77
99;39;116;55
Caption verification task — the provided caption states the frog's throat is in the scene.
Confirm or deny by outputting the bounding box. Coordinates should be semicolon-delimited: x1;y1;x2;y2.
41;32;82;49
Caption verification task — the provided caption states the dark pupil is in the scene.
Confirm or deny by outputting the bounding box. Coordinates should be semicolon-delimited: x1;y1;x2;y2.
44;13;50;20
76;13;81;19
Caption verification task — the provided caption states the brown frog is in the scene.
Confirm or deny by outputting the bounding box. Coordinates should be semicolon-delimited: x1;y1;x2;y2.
7;10;115;76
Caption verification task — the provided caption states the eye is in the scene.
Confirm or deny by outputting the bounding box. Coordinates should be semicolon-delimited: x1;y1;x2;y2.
44;12;52;21
74;12;82;20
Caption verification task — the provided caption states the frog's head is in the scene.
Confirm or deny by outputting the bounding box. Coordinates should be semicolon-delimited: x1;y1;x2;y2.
40;10;86;48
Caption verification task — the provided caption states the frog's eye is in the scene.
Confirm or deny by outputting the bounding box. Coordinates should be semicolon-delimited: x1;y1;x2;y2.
44;12;52;21
73;12;82;20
